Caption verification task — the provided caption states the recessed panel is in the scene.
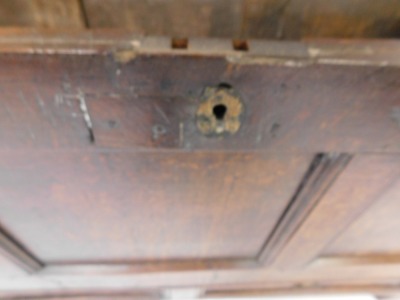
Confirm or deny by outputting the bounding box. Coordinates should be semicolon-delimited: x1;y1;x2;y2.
0;151;312;263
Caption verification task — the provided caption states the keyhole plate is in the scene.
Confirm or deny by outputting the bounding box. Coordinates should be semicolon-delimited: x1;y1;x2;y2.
196;85;243;136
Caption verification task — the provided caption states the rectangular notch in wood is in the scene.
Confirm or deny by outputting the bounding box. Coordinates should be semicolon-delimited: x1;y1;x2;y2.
232;39;249;51
171;37;188;49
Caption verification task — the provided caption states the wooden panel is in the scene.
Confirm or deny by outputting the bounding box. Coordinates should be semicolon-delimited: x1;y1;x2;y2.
0;32;398;298
240;0;400;39
0;0;85;29
83;0;242;38
0;151;311;262
268;155;400;268
325;178;400;256
90;55;400;153
83;0;400;39
0;54;108;149
0;47;398;153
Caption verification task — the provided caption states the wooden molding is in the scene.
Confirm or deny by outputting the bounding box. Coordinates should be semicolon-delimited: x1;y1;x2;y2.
37;154;352;276
0;226;43;273
257;153;352;265
313;254;400;268
206;283;400;299
269;155;400;269
41;258;260;275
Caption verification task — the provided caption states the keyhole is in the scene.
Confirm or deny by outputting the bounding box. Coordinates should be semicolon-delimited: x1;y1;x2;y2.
213;104;227;120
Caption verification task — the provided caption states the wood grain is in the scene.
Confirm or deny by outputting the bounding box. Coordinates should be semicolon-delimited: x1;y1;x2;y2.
90;55;400;153
243;0;400;39
81;0;400;39
0;31;398;299
325;178;400;257
0;151;311;262
0;55;95;149
0;40;398;153
0;0;85;29
83;0;242;38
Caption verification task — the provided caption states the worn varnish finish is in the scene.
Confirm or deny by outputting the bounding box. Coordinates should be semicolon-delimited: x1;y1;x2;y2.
0;51;398;152
98;56;400;152
0;31;399;299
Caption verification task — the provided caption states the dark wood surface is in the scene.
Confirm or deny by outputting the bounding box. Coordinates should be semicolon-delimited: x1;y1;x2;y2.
0;31;399;299
91;56;400;153
0;151;311;262
0;45;398;153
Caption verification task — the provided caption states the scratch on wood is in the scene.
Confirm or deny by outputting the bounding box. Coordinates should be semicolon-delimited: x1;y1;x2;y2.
27;127;36;140
35;94;45;109
107;93;121;99
35;93;46;116
227;55;391;67
179;122;184;147
61;91;96;143
275;0;292;39
54;94;64;105
18;92;36;140
19;91;32;113
256;118;267;144
36;92;57;127
276;15;286;39
152;124;167;140
77;90;95;144
154;104;170;124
